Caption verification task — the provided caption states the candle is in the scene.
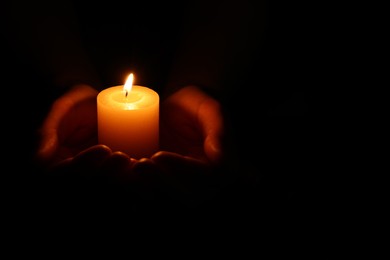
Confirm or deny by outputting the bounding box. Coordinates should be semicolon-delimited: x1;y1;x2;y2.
97;73;159;159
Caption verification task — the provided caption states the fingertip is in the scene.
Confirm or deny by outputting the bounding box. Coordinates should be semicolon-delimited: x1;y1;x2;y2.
47;157;74;176
132;158;159;175
205;136;223;165
99;151;133;180
102;151;131;169
151;151;182;163
35;138;58;167
72;144;112;165
151;150;208;177
132;157;155;169
90;144;113;153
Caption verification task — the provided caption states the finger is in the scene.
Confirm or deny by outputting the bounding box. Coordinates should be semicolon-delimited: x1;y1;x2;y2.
35;128;59;164
71;145;112;176
151;150;213;195
35;96;76;165
198;98;224;165
132;158;160;182
46;157;74;177
204;133;223;165
52;145;113;197
99;151;133;181
151;150;203;189
151;151;208;175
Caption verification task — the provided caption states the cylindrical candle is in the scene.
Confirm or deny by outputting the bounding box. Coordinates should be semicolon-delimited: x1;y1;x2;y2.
97;76;159;159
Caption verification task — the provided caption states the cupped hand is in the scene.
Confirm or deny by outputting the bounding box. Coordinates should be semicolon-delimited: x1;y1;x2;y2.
34;84;226;209
160;85;225;165
35;84;98;167
36;84;225;168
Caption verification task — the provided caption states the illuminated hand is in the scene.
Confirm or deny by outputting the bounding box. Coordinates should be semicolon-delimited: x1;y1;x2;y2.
35;84;226;210
159;85;224;165
36;84;225;167
36;84;99;167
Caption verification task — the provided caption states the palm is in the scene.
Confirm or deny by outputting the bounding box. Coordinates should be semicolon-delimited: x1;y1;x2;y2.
56;97;97;158
160;100;205;161
159;86;223;164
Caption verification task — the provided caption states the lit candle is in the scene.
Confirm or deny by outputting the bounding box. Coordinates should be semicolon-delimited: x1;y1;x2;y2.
97;73;159;159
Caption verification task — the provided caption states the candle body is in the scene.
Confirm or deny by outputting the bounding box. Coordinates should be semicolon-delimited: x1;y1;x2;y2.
97;85;159;159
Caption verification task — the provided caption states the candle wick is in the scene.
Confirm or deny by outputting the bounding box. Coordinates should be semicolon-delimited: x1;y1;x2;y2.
125;90;128;98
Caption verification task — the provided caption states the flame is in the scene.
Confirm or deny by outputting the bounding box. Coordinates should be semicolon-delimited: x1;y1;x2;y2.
123;73;134;95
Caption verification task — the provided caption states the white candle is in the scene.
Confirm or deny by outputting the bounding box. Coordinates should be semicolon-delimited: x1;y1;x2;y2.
97;73;159;159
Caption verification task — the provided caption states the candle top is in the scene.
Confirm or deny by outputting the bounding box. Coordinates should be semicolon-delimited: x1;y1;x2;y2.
97;85;159;110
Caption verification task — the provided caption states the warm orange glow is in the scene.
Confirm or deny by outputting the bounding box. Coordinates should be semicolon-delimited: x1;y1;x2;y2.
123;73;134;95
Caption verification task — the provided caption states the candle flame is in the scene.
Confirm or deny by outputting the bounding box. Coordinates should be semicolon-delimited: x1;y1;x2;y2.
124;73;134;96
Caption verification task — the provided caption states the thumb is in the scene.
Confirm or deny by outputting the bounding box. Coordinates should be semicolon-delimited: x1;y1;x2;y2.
35;128;59;165
204;133;223;165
